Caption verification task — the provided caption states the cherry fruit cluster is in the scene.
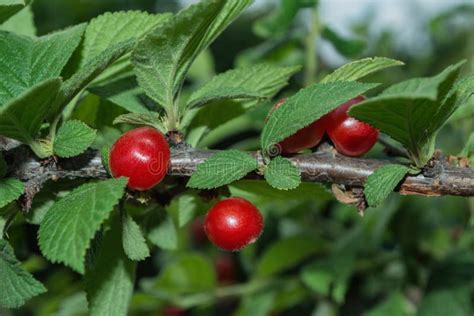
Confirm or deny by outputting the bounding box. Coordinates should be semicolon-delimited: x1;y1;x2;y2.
271;96;379;156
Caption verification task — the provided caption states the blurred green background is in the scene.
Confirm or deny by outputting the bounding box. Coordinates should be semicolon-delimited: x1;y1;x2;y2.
3;0;474;315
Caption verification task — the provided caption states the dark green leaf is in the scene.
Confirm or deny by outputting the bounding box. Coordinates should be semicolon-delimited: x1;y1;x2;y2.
0;178;24;208
0;153;6;178
0;0;30;23
53;120;97;158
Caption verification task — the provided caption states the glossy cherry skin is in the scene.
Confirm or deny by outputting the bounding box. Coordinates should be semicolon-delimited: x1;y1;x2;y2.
269;98;326;154
325;96;379;157
204;197;264;251
109;127;170;191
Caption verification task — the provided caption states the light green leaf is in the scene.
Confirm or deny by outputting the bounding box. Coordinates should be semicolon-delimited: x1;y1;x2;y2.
38;178;127;274
186;64;300;109
143;253;216;296
349;61;464;166
81;11;171;67
133;0;252;110
417;287;472;316
187;150;257;189
89;76;154;113
0;0;29;23
53;120;97;158
113;112;165;133
0;178;24;208
56;292;88;316
121;212;150;261
256;236;321;277
167;193;202;228
0;239;46;308
0;78;61;143
321;57;404;83
364;164;411;208
364;292;413;316
52;40;135;117
261;81;378;151
264;156;301;190
0;24;84;105
147;215;178;250
0;4;36;36
229;180;332;204
86;217;136;316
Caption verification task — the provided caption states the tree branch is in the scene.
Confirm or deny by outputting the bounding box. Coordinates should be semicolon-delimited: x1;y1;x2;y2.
4;143;474;209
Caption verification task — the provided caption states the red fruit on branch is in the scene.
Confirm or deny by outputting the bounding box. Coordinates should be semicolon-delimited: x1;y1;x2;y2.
269;98;326;154
325;96;379;157
109;127;170;190
204;197;264;251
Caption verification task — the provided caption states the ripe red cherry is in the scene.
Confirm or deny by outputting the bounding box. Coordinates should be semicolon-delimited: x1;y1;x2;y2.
325;96;379;157
269;98;326;154
204;197;264;251
109;127;170;190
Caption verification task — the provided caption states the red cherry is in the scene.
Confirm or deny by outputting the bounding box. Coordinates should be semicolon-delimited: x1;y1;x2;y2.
109;127;170;190
268;98;326;154
215;254;236;284
325;96;379;157
161;306;186;316
204;197;264;251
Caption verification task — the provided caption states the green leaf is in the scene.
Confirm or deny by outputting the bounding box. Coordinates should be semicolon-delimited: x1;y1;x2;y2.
133;0;252;111
349;61;464;166
256;235;321;277
0;0;29;23
0;153;6;178
187;150;257;189
364;292;413;316
143;253;216;296
0;78;61;143
0;239;46;308
0;24;84;105
167;193;203;228
38;178;127;274
264;156;301;190
113;112;165;133
0;178;24;208
0;3;36;36
52;40;135;117
101;146;111;175
321;57;404;83
53;120;97;158
186;64;300;109
89;76;154;114
81;11;171;67
229;180;332;204
261;81;378;151
322;27;366;58
86;217;136;316
417;287;472;316
121;212;150;261
147;215;178;250
364;164;411;208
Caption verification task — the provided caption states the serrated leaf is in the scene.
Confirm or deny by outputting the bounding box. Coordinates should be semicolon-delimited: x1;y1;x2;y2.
147;215;178;250
53;120;96;158
101;146;111;175
264;156;301;190
0;0;29;23
364;164;410;208
113;112;165;133
0;24;84;105
0;153;6;178
0;178;24;208
121;212;150;261
38;178;127;274
187;150;257;189
86;217;136;316
349;61;464;166
261;81;378;151
133;0;252;111
81;11;171;67
0;78;61;143
321;57;404;83
51;40;135;118
89;76;155;113
0;3;36;36
256;235;321;277
186;64;300;109
0;239;46;308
